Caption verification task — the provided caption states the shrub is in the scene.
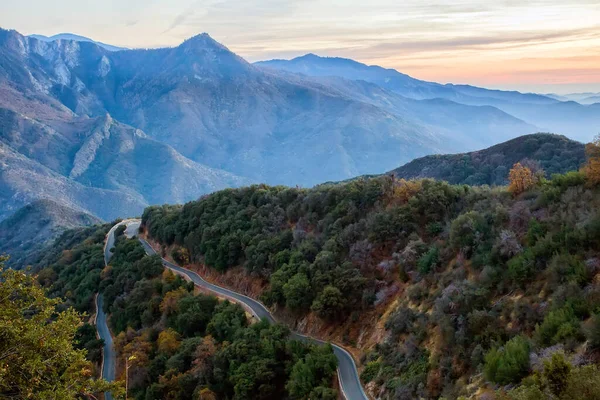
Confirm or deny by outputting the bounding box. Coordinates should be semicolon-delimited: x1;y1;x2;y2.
548;253;588;285
535;306;582;347
361;361;381;383
561;364;600;400
507;250;536;283
551;171;586;189
585;313;600;350
417;247;439;274
544;353;571;397
484;336;530;385
450;211;487;255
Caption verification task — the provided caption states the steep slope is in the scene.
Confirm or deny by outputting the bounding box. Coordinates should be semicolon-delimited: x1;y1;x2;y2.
0;199;101;268
0;28;538;186
0;103;250;217
141;168;600;400
280;73;537;150
389;133;586;185
0;36;253;218
258;55;600;141
0;141;146;221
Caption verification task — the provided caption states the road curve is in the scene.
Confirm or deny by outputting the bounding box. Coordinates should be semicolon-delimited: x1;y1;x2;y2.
99;219;140;400
136;234;369;400
95;294;115;400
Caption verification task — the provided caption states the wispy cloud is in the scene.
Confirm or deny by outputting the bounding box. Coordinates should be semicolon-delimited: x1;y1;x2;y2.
162;0;207;34
2;0;599;91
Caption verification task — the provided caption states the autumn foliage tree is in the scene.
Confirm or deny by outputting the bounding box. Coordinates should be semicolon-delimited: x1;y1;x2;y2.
508;162;536;195
582;135;600;185
0;261;123;399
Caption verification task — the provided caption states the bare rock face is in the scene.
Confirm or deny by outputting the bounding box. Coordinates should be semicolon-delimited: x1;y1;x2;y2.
69;115;112;179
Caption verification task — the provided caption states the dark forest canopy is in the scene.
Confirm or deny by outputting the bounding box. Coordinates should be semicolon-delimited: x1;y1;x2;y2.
388;133;585;186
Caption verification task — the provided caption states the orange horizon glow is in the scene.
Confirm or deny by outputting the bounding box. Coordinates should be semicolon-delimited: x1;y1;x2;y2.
2;0;599;93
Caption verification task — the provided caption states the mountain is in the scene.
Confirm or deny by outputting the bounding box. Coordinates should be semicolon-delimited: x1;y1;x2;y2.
0;30;255;220
258;54;600;142
547;92;600;105
580;95;600;105
0;90;249;220
389;133;586;185
0;199;101;268
256;54;555;105
28;33;126;52
0;28;539;193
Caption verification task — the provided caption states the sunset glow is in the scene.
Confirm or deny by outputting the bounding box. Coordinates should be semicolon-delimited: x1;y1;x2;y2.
2;0;599;92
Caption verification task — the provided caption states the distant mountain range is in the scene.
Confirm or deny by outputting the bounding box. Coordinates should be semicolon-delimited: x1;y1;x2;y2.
28;33;126;52
546;92;600;105
0;27;595;224
258;55;600;142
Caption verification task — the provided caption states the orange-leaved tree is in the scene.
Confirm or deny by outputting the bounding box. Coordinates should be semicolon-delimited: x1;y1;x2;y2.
508;162;536;195
582;135;600;185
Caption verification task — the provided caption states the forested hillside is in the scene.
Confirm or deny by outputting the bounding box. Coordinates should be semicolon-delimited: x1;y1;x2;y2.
389;133;585;186
142;138;600;399
34;223;339;400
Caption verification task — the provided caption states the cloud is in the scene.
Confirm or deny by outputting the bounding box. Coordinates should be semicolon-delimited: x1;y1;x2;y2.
355;27;600;58
162;0;208;34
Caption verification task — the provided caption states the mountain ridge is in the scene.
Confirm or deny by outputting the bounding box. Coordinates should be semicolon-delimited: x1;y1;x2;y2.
0;199;101;268
28;32;126;52
258;54;599;141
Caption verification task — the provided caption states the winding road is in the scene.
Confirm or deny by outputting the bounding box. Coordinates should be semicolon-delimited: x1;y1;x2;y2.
97;219;141;400
95;294;114;400
103;220;369;400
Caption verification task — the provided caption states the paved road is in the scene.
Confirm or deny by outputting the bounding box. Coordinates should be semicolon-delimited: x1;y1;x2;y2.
137;235;369;400
95;294;115;400
103;219;141;266
99;219;140;400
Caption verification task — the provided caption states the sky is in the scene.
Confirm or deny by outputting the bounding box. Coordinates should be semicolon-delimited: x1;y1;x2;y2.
2;0;600;94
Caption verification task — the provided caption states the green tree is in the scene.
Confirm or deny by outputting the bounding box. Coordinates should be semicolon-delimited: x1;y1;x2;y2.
0;264;122;399
561;364;600;400
311;286;345;320
206;301;247;342
484;336;530;385
544;353;571;397
287;345;338;399
283;273;313;311
535;306;582;347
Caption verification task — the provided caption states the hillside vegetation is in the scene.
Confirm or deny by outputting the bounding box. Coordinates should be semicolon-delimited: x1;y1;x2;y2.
0;255;120;398
34;224;339;400
389;133;585;186
141;138;600;399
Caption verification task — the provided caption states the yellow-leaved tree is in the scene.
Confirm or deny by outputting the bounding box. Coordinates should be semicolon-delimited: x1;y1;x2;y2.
508;162;536;195
582;135;600;185
0;258;123;399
